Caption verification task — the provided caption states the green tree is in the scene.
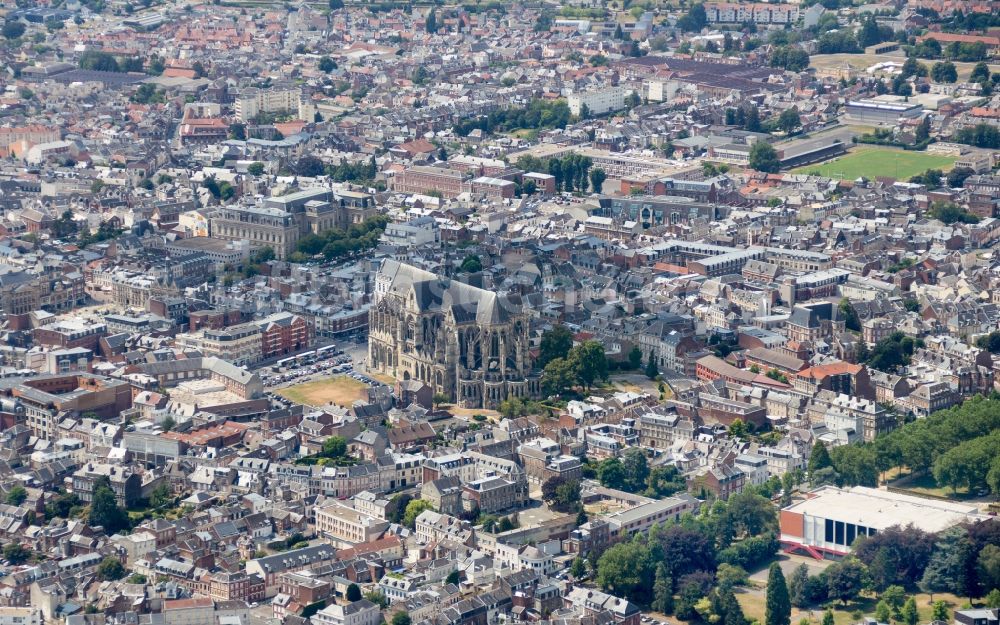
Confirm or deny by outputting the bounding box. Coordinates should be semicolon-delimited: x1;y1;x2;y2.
589;167;607;192
432;392;449;409
597;458;628;491
2;20;26;39
826;557;870;604
823;611;835;625
778;108;801;134
978;544;1000;597
645;351;659;380
985;589;1000;608
89;476;129;534
346;583;362;601
749;141;780;173
364;590;388;609
882;586;906;615
571;557;587;579
247;162;265;176
446;569;461;585
931;601;948;622
931;61;958;83
652;562;675;614
161;415;176;432
97;556;126;581
788;563;810;608
323;436;347;458
729;419;749;440
318;56;337;73
900;597;918;625
875;600;892;623
402;499;434;529
840;298;861;332
538;325;573;368
621;448;650;493
6;485;27;506
628;346;643;370
542;357;577;396
920;526;972;599
717;563;749;590
596;541;656;604
391;613;411;625
425;8;437;33
459;255;482;273
766;563;792;625
2;543;28;565
569;340;607;389
808;441;832;475
149;483;172;508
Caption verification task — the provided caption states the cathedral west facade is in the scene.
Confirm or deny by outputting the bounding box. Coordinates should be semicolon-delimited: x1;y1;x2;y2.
368;260;540;409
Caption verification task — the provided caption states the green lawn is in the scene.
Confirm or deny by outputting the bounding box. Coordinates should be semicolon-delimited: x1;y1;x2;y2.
792;146;956;181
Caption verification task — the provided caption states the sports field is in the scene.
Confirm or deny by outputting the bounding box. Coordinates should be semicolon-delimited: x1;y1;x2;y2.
793;146;956;180
277;376;369;407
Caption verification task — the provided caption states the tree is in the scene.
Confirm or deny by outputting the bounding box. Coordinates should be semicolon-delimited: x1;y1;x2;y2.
916;116;931;143
597;458;628;491
985;589;1000;608
391;613;411;625
2;20;26;39
749;142;780;173
627;346;643;370
778;108;801;134
296;156;325;177
826;557;870;604
766;563;792;625
446;569;461;585
318;57;337;73
840;298;861;332
97;556;126;581
402;499;434;529
459;254;482;273
161;415;176;432
978;544;1000;597
931;61;958;83
854;524;935;590
425;8;437;33
677;2;707;32
589;168;607;193
789;563;810;608
718;563;749;590
149;483;172;508
6;485;27;506
247;162;265;176
947;166;974;189
882;586;906;615
652;562;674;614
875;600;892;623
346;583;362;601
901;597;918;625
921;526;972;598
542;357;578;396
89;476;129;534
931;601;949;622
645;352;659;380
597;541;657;605
2;543;28;565
621;449;650;493
570;340;607;389
323;436;347;458
541;476;581;512
328;0;343;8
538;325;573;368
364;591;388;609
809;441;832;475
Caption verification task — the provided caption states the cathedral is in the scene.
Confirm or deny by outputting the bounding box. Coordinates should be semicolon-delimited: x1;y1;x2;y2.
368;259;540;409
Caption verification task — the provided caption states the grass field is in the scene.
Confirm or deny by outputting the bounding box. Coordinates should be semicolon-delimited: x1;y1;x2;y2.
735;589;967;625
277;376;369;407
793;146;956;180
810;53;1000;82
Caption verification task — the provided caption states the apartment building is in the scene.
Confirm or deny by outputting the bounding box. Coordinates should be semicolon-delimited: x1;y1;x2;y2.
392;166;467;198
567;86;627;117
314;501;390;546
235;87;301;122
704;2;799;24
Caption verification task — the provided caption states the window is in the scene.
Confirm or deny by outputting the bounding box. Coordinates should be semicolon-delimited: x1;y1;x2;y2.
835;521;844;545
824;518;834;543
